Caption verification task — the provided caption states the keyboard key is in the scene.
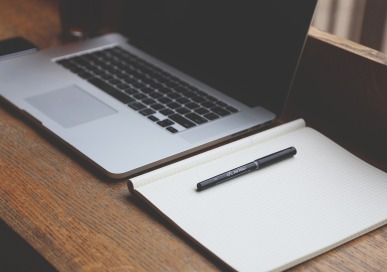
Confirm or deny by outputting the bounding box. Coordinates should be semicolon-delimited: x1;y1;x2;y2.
185;113;208;125
204;113;220;120
166;92;181;99
211;106;230;117
133;93;147;100
166;126;178;133
204;94;218;101
114;82;126;89
157;119;175;127
226;106;239;113
185;102;200;109
57;58;72;67
195;107;209;115
176;97;190;104
216;101;228;107
201;101;216;108
158;97;172;104
88;78;134;104
148;92;163;99
158;87;172;94
142;98;157;105
150;103;165;111
169;114;196;128
139;108;156;116
128;102;147;111
159;109;175;116
164;80;180;88
148;115;159;122
151;83;164;90
108;78;122;85
166;102;181;109
183;91;196;98
123;87;139;96
132;82;146;89
191;96;206;103
176;107;190;115
78;71;94;79
68;66;84;74
141;87;155;94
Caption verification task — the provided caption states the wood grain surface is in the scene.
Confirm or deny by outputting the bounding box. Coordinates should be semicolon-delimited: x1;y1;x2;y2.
1;0;386;271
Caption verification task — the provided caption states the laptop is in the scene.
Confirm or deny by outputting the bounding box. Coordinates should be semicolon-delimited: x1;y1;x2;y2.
0;0;317;178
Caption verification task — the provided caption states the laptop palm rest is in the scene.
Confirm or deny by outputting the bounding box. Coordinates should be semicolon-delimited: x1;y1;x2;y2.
26;85;117;128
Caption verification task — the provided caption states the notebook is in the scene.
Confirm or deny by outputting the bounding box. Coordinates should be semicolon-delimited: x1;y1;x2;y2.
0;0;317;178
129;119;387;271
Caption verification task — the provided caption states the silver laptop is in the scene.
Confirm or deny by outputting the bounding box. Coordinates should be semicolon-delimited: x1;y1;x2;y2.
0;0;317;178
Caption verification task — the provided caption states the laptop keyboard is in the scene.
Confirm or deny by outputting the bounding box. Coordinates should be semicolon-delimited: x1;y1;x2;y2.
56;46;238;133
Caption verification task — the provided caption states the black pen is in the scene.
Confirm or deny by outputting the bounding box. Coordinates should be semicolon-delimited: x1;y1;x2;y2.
196;146;297;191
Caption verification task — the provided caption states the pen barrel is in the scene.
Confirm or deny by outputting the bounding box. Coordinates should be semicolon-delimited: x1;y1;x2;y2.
256;146;297;169
197;161;258;191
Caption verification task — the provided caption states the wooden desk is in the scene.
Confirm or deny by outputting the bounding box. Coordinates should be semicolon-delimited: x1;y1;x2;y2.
1;0;386;271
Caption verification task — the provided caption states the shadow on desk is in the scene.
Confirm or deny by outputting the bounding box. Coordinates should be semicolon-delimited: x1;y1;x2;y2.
0;219;56;272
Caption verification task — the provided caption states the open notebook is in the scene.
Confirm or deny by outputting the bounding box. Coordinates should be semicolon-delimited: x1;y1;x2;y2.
128;119;387;271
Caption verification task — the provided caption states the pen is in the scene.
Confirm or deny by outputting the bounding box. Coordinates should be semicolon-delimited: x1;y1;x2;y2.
196;146;297;191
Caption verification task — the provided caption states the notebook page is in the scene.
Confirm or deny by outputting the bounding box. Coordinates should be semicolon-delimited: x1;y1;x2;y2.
130;119;306;189
135;127;387;271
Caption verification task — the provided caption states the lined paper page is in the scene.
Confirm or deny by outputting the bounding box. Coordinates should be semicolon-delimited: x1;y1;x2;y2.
130;119;306;189
135;127;387;271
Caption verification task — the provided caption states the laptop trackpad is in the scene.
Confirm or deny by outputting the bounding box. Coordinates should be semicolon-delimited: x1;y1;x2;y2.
26;85;117;128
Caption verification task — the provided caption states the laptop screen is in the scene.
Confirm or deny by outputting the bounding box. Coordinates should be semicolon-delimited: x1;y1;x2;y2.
119;0;316;116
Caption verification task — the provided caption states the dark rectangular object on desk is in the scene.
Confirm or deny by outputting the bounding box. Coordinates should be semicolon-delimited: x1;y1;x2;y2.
0;37;38;60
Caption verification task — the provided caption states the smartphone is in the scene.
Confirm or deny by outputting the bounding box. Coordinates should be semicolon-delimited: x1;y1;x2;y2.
0;36;38;61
